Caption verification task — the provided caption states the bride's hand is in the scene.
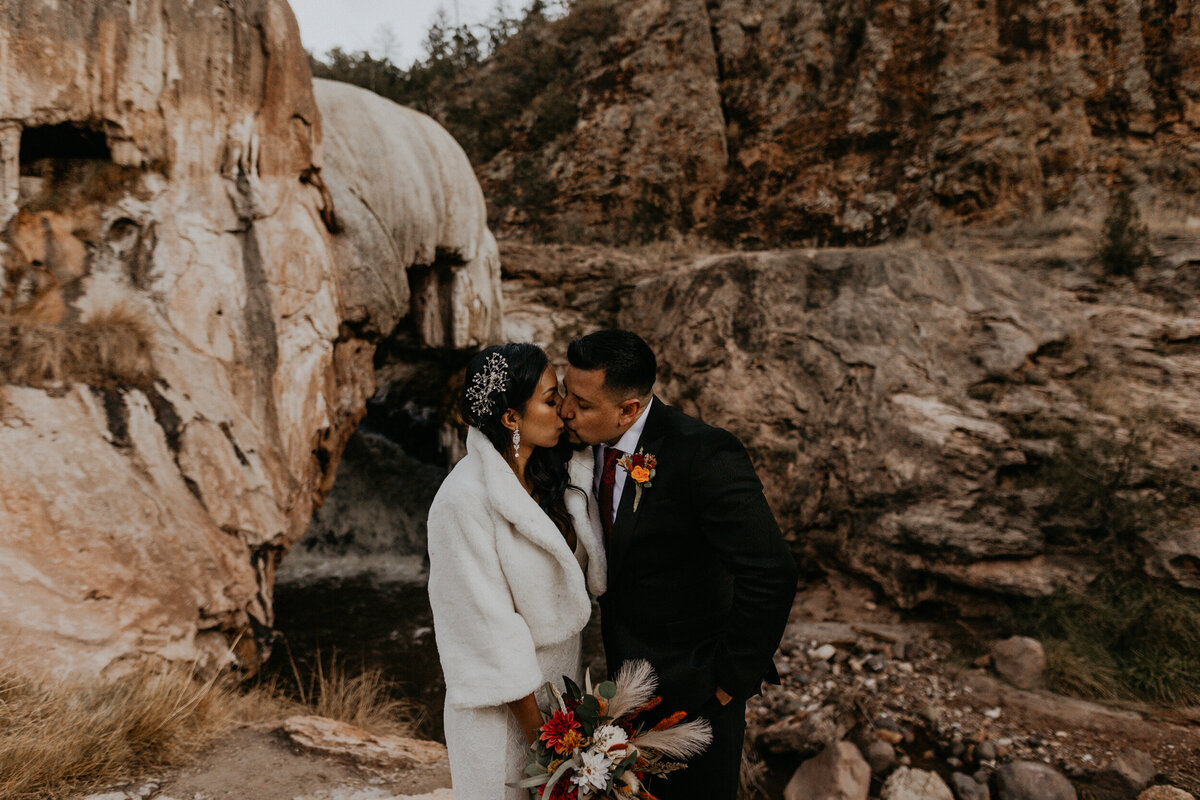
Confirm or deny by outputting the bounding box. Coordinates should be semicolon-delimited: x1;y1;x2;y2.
507;693;544;746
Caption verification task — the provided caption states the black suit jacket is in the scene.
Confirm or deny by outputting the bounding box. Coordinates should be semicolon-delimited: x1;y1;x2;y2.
598;398;798;714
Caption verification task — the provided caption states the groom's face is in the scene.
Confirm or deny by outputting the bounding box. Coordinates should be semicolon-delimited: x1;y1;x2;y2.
560;366;640;447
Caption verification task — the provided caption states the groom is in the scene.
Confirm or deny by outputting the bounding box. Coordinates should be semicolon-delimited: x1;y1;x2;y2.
559;329;797;800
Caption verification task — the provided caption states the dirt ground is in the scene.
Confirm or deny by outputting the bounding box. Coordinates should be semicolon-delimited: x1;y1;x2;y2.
145;727;451;800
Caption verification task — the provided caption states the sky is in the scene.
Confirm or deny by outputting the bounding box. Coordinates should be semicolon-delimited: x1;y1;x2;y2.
287;0;503;66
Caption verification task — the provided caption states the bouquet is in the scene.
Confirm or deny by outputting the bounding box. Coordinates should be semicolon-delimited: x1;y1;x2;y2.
509;660;712;800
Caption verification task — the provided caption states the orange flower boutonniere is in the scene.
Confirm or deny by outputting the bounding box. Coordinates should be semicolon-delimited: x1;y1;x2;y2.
617;449;657;511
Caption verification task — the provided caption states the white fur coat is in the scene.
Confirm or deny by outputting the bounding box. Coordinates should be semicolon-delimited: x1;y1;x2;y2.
427;427;604;798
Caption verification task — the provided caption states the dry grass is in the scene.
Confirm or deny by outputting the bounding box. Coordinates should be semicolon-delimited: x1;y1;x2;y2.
0;654;420;800
0;304;156;390
0;664;235;799
277;650;424;737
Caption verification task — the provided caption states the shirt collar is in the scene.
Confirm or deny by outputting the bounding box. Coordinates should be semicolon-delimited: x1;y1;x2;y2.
610;396;653;454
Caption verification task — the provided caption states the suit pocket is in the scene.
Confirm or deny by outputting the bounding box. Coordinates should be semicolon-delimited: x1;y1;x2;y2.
664;612;726;643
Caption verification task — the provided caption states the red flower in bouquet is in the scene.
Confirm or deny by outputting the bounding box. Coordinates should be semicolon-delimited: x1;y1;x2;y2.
540;709;583;755
537;772;576;800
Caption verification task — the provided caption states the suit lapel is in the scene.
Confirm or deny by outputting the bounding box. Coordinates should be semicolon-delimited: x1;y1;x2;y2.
607;397;671;577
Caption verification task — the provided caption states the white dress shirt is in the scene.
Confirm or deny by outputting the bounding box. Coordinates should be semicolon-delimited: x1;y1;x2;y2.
593;397;654;528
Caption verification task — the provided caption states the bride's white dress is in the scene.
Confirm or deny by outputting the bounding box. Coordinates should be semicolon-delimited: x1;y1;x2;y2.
427;428;605;800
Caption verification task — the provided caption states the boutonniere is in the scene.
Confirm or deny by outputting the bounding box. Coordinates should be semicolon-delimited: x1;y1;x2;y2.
617;449;657;512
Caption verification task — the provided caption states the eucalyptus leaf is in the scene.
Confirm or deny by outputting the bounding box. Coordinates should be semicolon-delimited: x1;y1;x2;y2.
596;680;616;699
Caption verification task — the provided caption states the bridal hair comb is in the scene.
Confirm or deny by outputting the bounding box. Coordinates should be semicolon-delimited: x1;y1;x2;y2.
466;351;509;418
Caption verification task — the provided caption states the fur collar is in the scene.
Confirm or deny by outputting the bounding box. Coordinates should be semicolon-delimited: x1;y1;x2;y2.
567;446;606;596
466;427;605;595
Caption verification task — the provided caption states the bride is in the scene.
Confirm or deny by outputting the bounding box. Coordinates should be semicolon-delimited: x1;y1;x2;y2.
426;343;605;799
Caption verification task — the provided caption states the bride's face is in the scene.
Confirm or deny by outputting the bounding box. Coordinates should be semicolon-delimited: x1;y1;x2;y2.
517;365;565;449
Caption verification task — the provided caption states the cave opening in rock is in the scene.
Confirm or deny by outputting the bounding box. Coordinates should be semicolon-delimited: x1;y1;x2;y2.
269;256;481;742
19;122;111;173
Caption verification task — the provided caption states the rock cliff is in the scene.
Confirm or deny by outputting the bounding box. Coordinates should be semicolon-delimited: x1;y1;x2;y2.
503;232;1200;605
428;0;1200;245
0;1;499;676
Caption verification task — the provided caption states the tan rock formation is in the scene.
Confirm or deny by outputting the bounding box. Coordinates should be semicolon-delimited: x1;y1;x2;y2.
280;715;449;772
315;78;501;349
0;2;499;676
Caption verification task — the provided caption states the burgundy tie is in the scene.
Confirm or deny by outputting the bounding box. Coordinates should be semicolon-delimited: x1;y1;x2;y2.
598;446;623;541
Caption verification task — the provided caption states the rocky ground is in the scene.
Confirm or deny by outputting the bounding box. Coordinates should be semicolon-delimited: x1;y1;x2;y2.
73;575;1200;800
744;578;1200;800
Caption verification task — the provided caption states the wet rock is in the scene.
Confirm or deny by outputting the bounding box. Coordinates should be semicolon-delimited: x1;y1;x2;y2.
867;739;897;775
952;772;991;800
995;760;1077;800
882;767;955;800
990;637;1046;690
784;741;871;800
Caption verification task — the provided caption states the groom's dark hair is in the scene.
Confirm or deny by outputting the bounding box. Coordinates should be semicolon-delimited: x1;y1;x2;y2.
567;329;656;398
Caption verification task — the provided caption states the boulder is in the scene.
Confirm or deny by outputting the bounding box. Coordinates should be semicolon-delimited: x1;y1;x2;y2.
952;773;991;800
866;739;896;775
784;741;871;800
0;1;500;676
882;767;955;800
280;715;448;771
990;637;1046;690
994;760;1077;800
1138;788;1195;800
1091;750;1158;799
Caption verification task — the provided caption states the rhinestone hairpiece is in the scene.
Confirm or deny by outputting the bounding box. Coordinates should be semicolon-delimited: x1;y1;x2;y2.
466;352;508;418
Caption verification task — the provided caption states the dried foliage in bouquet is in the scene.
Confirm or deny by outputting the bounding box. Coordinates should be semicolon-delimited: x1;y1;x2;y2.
510;659;712;800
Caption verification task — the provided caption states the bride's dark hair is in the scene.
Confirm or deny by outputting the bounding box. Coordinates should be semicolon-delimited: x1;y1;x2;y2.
461;343;572;537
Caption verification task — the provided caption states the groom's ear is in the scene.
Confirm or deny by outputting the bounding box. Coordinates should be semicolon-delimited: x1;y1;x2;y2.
617;397;643;425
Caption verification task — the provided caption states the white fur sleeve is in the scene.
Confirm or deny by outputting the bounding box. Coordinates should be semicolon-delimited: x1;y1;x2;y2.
427;495;543;710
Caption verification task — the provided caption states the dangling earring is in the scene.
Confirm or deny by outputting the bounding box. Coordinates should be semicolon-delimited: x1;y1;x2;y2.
512;428;521;456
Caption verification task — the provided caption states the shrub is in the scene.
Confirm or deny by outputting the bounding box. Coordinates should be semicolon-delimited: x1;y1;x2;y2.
0;305;155;390
1005;570;1200;706
1098;186;1150;276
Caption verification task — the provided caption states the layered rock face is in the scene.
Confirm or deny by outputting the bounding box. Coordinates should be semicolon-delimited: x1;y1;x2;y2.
468;0;1200;244
626;247;1200;603
0;2;499;676
504;238;1200;605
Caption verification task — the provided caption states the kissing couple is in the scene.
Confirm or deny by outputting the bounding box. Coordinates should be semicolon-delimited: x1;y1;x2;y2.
427;329;798;799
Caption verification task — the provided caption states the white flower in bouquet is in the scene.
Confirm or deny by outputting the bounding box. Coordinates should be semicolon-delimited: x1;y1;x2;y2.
570;748;613;793
591;723;630;756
